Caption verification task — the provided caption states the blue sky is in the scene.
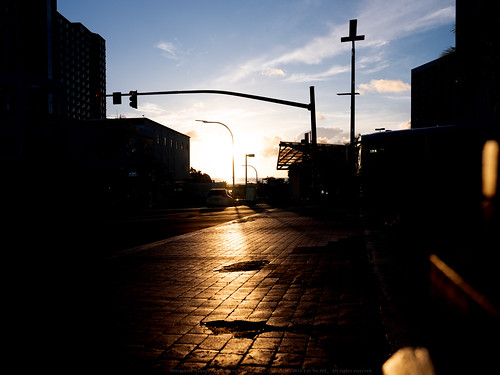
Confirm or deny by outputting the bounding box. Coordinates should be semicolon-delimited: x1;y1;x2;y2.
58;0;455;182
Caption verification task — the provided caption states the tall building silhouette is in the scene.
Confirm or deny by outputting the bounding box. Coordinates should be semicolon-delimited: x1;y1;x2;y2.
1;0;106;121
1;0;106;171
54;13;106;120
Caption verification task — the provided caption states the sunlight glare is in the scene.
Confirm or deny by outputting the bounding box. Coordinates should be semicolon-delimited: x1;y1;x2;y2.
192;129;233;182
191;121;265;183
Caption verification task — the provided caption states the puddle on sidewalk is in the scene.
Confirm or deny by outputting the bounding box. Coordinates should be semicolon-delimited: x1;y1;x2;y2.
202;319;338;339
216;260;269;272
202;320;282;338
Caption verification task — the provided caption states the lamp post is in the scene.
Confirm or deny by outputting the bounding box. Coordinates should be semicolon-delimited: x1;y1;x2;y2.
243;164;258;184
196;120;235;190
245;153;255;200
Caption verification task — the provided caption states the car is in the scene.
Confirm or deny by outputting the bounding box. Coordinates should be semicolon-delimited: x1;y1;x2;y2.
206;188;235;207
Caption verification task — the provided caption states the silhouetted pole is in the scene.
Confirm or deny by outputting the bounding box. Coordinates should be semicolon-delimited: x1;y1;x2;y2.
245;153;255;200
245;164;258;184
309;86;317;147
309;86;319;198
340;19;364;170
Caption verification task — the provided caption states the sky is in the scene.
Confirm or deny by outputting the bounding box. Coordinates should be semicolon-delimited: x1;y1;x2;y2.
58;0;455;183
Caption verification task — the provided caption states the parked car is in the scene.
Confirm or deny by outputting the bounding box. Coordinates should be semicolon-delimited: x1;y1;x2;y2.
206;188;235;207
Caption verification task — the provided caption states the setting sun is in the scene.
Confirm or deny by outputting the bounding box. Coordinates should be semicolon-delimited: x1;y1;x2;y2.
190;121;271;184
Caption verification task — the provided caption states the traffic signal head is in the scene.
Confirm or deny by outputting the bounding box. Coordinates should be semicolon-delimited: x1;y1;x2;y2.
113;92;122;105
129;90;138;109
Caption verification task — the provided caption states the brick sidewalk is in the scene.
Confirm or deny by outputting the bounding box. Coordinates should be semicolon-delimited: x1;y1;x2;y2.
99;207;388;373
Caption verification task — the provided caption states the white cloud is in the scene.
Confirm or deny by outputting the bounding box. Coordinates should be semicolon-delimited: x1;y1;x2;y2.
136;101;169;116
268;25;345;66
358;79;410;94
155;40;179;60
261;68;286;77
358;1;455;48
403;6;455;33
399;121;411;129
285;65;349;83
185;130;199;140
261;136;282;158
296;127;348;144
318;127;349;144
213;56;268;85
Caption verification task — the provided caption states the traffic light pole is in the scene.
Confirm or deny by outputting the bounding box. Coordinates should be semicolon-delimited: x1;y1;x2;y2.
107;87;317;146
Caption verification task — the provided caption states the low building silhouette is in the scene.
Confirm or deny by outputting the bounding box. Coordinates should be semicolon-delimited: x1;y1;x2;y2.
411;0;500;128
63;117;190;209
277;135;350;202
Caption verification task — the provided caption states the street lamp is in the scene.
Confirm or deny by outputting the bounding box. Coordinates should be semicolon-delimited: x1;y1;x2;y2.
242;164;258;184
245;153;255;200
196;120;235;190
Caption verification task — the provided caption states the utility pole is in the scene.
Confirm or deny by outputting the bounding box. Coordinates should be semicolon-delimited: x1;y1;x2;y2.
340;19;365;170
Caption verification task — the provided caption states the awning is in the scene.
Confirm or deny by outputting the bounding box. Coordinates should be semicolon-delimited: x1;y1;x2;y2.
277;142;309;170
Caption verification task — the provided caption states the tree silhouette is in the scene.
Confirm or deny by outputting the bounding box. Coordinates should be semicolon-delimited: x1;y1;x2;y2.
189;168;212;183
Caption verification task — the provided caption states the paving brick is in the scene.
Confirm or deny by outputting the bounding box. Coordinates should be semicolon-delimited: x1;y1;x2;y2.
220;337;253;354
150;333;182;349
184;349;219;363
190;306;216;316
248;309;273;320
240;349;275;366
237;365;269;373
270;308;295;319
178;314;205;326
198;334;233;350
177;333;208;345
302;356;332;370
187;324;212;335
161;343;197;360
210;353;243;368
251;337;281;350
271;352;303;368
151;359;180;373
279;337;308;354
162;323;193;335
174;361;207;371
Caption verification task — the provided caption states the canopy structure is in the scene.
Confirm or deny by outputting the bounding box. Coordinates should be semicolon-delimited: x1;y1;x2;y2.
277;141;349;170
276;142;310;170
276;139;350;200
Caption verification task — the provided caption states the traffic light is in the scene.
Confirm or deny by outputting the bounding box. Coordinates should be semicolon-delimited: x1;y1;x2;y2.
113;92;122;105
129;90;138;109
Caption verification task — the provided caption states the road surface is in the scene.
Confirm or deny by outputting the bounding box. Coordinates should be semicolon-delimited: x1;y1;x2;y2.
92;205;270;256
